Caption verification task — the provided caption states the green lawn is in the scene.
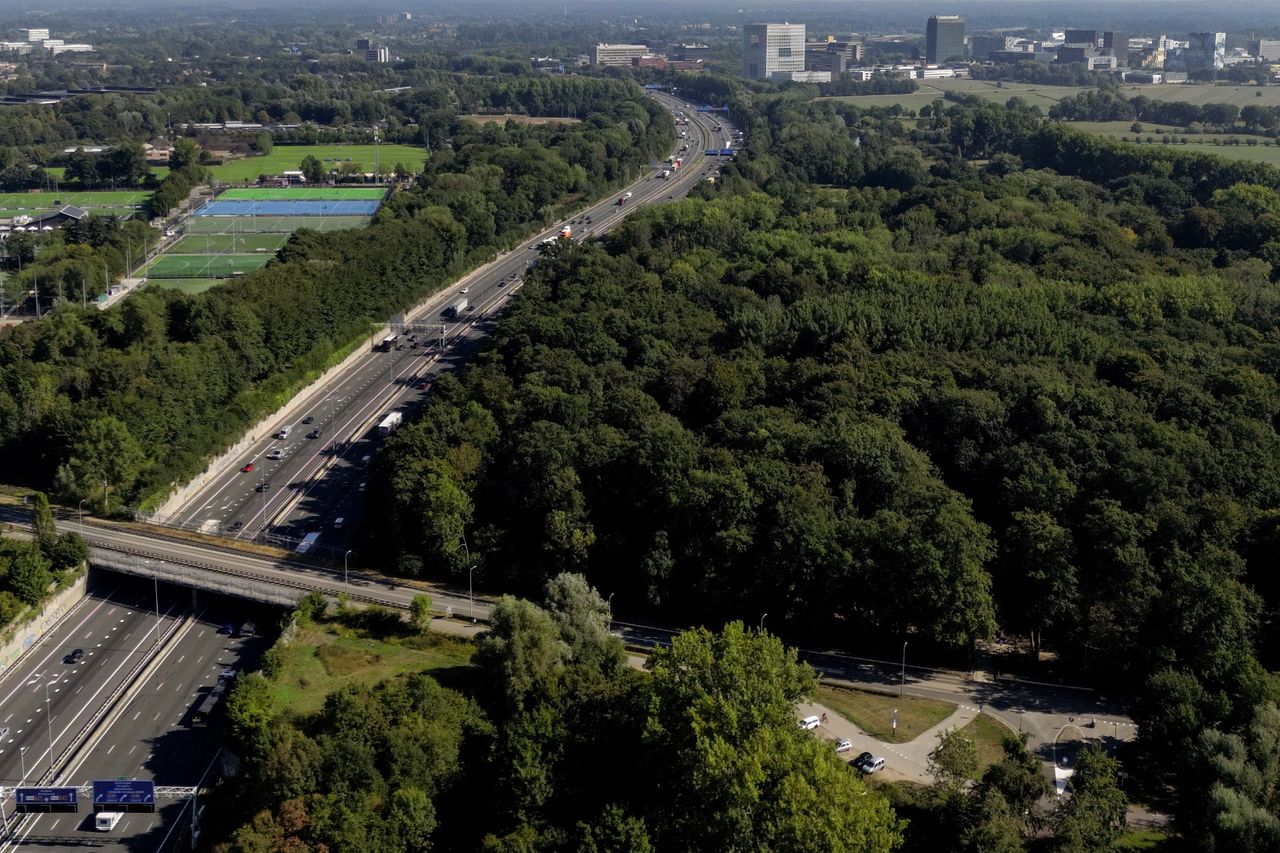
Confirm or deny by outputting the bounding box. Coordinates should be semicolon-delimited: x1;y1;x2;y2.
1115;827;1172;850
170;232;287;254
207;144;428;182
817;685;956;744
269;621;475;717
959;713;1013;778
1067;120;1280;164
183;213;370;234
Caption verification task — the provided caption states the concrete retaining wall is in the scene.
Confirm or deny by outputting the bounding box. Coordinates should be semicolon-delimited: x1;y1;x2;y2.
149;329;383;522
0;573;88;676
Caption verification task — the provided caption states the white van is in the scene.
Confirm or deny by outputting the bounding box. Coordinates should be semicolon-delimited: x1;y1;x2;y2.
860;757;886;774
95;811;124;831
798;715;821;731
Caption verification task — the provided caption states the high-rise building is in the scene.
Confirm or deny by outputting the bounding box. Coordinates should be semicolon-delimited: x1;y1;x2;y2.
925;16;965;64
969;35;1016;60
742;22;805;80
366;46;390;63
1174;32;1226;70
1102;31;1129;66
20;28;49;42
1064;29;1099;47
1252;39;1280;62
591;43;649;66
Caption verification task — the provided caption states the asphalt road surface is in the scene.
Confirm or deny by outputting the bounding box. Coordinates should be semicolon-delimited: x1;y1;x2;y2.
1;585;271;852
163;94;736;558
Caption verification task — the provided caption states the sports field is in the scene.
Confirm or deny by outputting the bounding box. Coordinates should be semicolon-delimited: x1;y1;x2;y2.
218;187;387;201
0;189;149;219
206;144;428;182
170;233;288;254
195;199;380;217
183;214;371;234
144;253;270;279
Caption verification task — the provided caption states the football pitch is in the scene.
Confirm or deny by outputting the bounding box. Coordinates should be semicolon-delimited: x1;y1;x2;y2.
183;214;371;234
0;190;149;218
144;254;271;279
170;233;288;254
218;187;387;201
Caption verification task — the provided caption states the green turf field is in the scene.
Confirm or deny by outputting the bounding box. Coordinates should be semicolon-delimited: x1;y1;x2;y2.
0;190;149;216
218;187;387;201
147;278;222;294
207;144;427;182
184;214;371;234
170;233;288;254
144;253;271;279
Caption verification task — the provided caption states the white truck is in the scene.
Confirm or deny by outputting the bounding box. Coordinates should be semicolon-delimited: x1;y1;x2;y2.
446;297;468;317
660;169;671;179
378;411;403;436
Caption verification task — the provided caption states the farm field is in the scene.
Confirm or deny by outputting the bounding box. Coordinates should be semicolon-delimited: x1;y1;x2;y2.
1067;120;1280;164
824;79;1280;114
206;144;428;182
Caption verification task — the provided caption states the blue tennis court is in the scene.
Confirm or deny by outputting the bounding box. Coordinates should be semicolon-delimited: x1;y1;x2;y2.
194;199;381;217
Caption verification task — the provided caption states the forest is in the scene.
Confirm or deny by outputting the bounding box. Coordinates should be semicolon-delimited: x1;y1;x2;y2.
215;578;904;852
362;89;1280;847
0;74;671;512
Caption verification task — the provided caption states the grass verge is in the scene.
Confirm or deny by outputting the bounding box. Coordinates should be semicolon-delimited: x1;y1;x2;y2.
959;712;1013;777
269;618;475;717
818;684;956;744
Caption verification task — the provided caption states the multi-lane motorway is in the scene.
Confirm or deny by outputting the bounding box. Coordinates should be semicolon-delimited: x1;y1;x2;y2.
0;579;266;851
164;93;738;557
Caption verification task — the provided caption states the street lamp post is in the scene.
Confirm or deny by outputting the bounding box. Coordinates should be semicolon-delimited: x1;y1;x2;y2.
900;641;908;699
759;613;767;632
43;677;55;770
153;573;160;648
77;499;86;530
468;564;476;623
344;550;354;586
19;746;27;782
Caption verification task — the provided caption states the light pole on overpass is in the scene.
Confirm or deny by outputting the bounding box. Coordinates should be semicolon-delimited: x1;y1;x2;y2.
77;499;86;530
344;550;354;587
153;572;161;648
19;746;26;782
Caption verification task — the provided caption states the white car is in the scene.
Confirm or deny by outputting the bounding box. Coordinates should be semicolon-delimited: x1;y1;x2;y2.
860;757;886;774
266;449;283;460
798;715;821;731
835;739;853;754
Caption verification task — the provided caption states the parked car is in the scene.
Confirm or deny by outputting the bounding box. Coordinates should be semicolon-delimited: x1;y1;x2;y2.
851;751;874;770
860;757;886;774
798;715;821;731
835;739;853;754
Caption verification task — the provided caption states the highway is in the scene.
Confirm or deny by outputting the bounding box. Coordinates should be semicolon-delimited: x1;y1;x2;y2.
1;586;269;852
162;93;738;557
0;583;181;791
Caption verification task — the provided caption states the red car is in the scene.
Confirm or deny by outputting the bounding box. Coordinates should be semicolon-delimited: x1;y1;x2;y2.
415;381;430;390
241;463;255;473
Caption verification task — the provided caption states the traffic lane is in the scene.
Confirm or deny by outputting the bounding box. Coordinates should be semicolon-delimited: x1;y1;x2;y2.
0;593;176;784
69;614;258;787
174;111;717;533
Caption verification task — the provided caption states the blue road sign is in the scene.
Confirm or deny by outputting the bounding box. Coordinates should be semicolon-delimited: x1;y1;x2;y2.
16;787;77;806
15;787;78;813
92;779;155;805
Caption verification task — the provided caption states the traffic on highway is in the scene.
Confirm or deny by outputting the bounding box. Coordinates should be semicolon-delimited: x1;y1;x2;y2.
162;93;738;558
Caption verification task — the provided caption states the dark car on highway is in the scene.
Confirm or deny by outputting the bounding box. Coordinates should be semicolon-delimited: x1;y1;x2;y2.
65;648;85;664
302;416;315;424
307;429;321;439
